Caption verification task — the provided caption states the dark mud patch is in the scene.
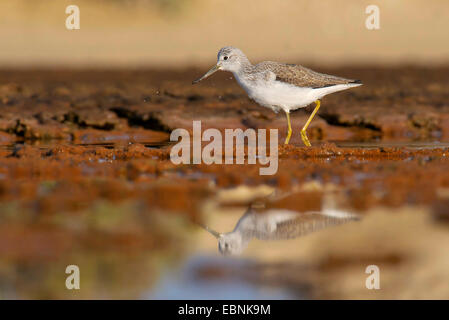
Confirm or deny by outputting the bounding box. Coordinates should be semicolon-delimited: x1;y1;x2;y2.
1;67;449;142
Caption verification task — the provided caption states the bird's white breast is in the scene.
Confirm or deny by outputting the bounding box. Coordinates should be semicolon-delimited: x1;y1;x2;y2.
234;73;359;113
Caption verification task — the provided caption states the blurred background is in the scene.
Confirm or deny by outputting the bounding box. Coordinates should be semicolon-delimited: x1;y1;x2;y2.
1;0;448;68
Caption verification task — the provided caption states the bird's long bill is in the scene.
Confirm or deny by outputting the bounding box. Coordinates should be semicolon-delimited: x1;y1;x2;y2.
192;65;220;84
201;225;221;238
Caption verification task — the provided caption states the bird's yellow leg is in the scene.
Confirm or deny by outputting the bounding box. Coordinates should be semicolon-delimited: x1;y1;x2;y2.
284;111;292;145
301;100;321;147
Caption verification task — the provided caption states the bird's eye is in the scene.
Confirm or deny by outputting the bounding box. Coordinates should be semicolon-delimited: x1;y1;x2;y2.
223;56;228;61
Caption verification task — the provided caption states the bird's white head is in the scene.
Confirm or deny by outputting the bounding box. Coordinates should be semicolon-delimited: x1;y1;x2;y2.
192;46;250;84
216;46;248;72
218;233;244;256
201;224;245;256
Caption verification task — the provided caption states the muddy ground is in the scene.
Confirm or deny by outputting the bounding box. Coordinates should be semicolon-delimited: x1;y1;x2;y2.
0;67;449;299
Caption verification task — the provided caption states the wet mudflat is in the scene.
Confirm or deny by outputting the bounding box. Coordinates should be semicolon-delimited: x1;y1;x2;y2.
0;67;449;299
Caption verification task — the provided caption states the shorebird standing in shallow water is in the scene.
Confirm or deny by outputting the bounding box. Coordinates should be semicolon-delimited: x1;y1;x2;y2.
193;47;362;146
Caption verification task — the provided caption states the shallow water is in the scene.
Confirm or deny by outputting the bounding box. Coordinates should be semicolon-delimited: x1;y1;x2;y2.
146;255;298;300
0;140;172;150
4;139;449;152
1;137;449;299
332;140;449;150
0;200;314;299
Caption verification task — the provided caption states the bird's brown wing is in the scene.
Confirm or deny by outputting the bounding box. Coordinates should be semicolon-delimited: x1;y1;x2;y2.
256;61;360;88
252;212;357;241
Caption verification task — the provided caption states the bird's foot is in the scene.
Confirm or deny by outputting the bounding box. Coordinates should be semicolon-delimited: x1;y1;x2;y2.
284;128;292;145
300;130;312;147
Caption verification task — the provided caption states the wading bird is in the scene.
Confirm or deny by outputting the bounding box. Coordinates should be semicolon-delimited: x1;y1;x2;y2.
193;47;362;146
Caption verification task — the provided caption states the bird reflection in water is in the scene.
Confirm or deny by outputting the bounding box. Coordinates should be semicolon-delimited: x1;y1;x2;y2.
202;191;359;255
